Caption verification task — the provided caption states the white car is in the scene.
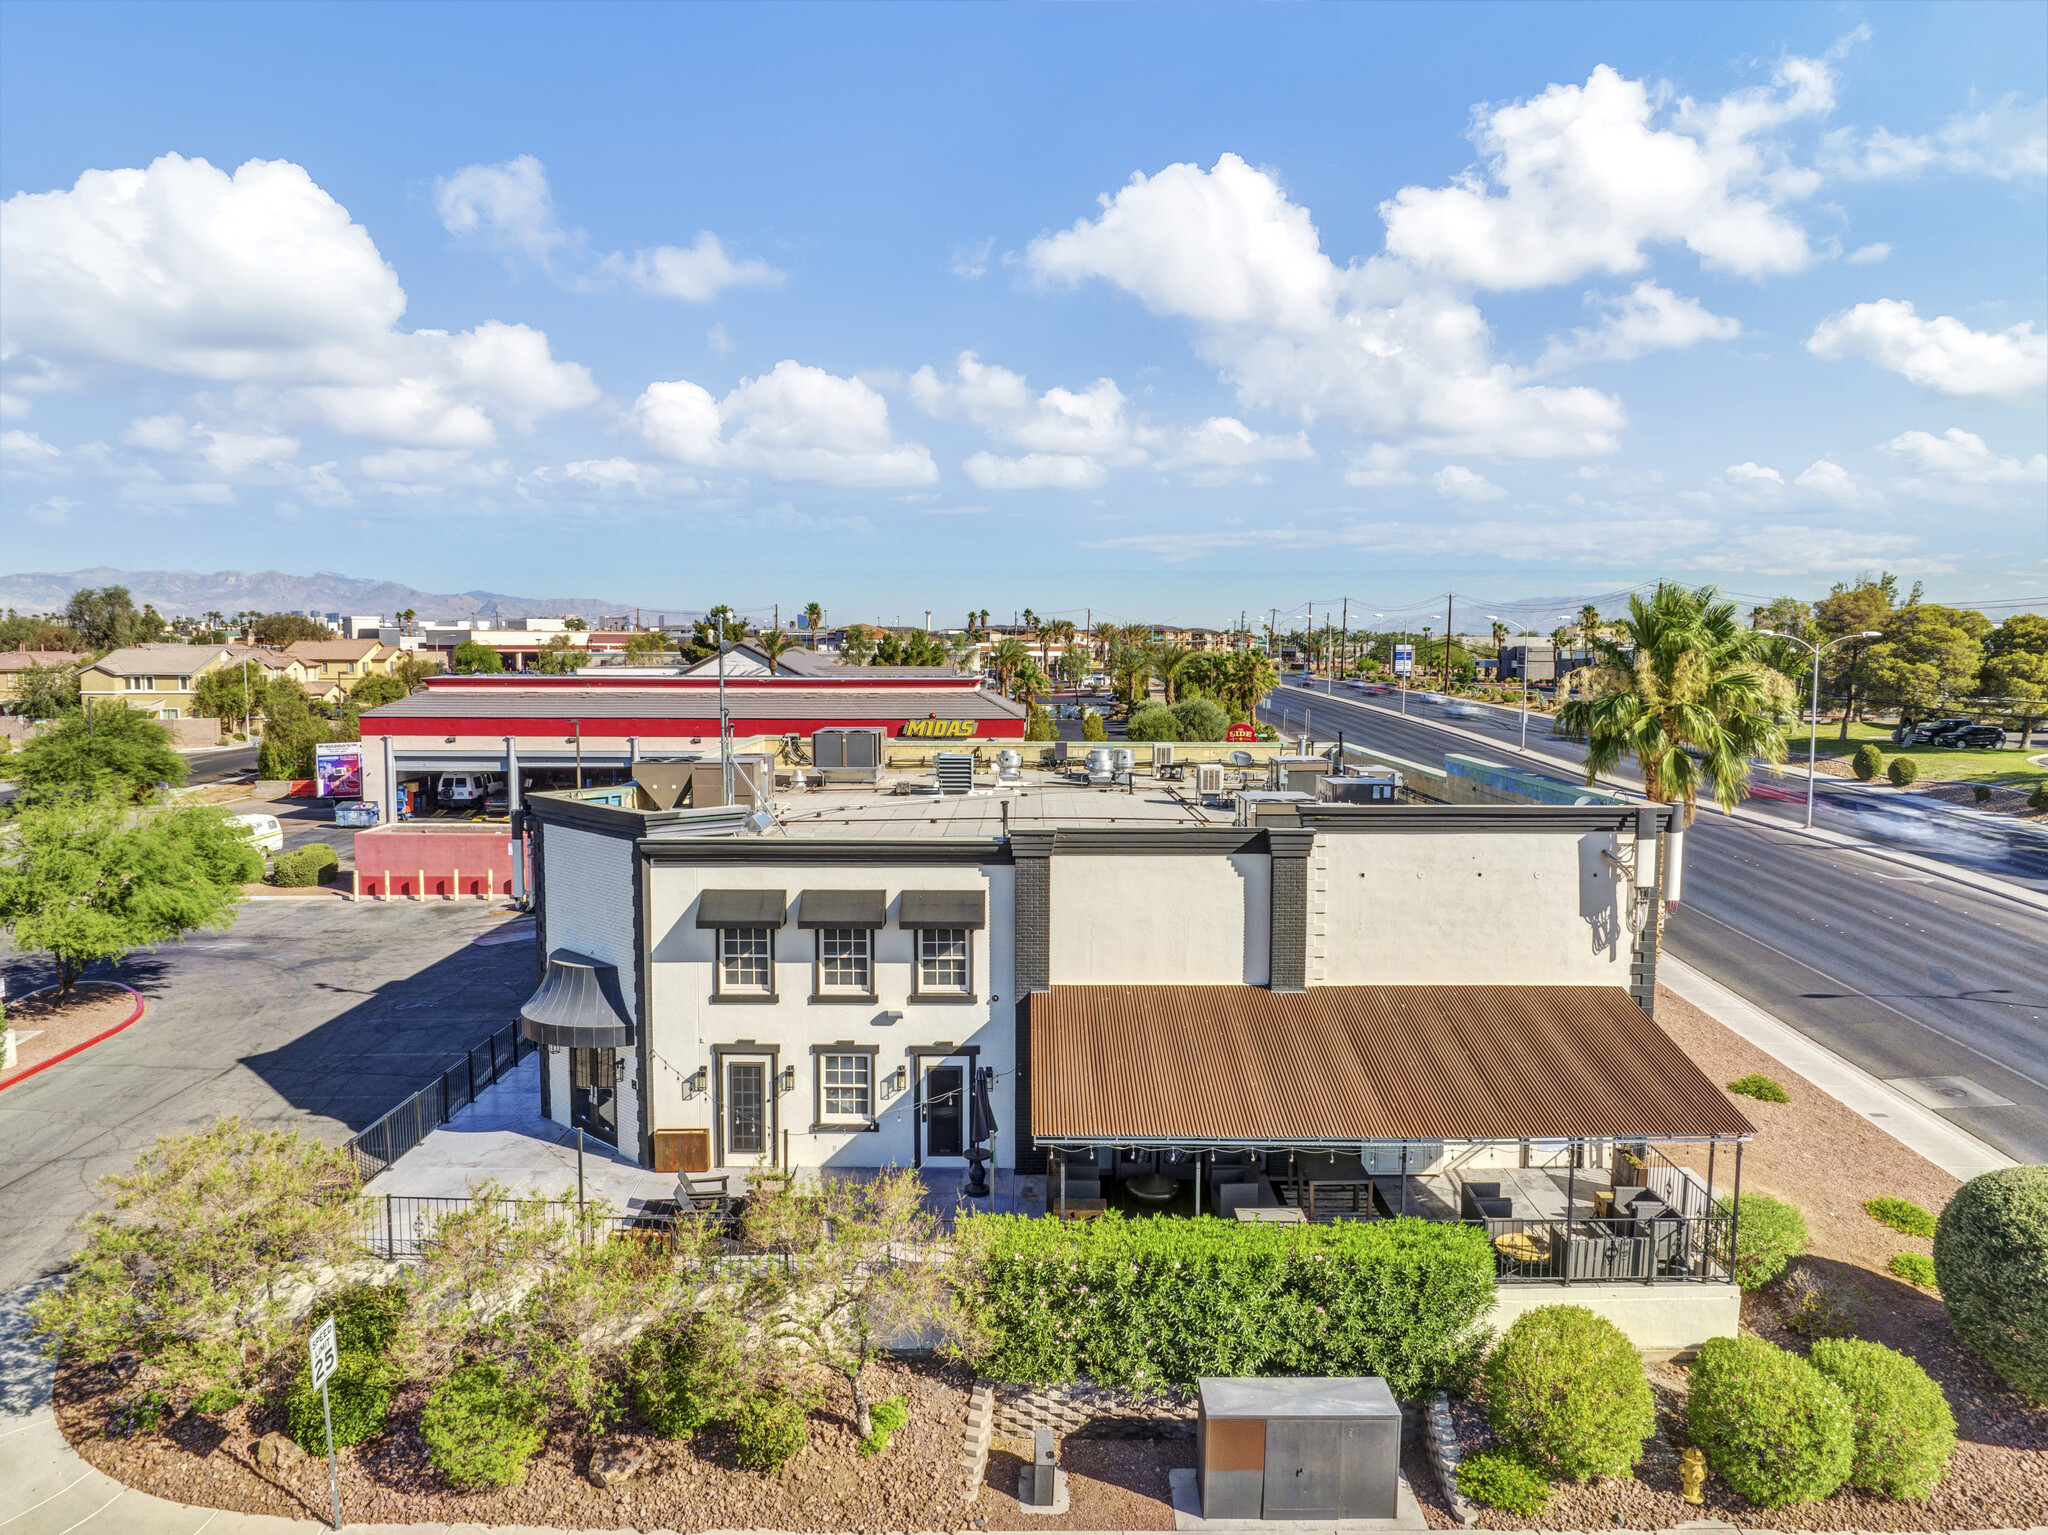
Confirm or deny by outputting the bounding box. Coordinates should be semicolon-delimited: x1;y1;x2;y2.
436;772;495;808
1442;701;1486;720
226;813;284;853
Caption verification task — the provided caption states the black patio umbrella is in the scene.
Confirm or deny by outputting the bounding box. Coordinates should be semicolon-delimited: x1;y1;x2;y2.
964;1066;998;1198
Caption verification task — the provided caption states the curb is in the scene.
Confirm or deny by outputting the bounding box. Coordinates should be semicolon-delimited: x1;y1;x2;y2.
0;984;145;1092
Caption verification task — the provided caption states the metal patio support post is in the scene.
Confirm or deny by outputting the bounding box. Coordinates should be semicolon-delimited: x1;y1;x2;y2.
1730;1141;1743;1283
1564;1144;1576;1287
1400;1143;1408;1216
1059;1156;1066;1219
386;1195;394;1261
505;735;520;814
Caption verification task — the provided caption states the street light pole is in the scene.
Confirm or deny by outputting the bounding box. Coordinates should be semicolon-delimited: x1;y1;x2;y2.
1759;629;1883;829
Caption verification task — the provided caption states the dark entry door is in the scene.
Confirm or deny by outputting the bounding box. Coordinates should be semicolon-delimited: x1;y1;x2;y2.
924;1064;965;1158
569;1048;618;1145
726;1060;767;1158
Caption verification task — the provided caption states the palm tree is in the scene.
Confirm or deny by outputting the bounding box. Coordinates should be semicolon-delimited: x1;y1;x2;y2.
1040;618;1075;676
758;629;797;675
990;637;1030;697
1555;585;1791;823
803;602;824;649
1150;642;1194;704
1022;608;1038;635
1220;649;1279;721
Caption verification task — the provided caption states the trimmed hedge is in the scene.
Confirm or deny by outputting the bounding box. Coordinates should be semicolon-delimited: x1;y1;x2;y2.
1171;698;1228;742
1484;1305;1654;1480
272;842;340;887
281;1286;407;1453
1124;706;1180;742
1865;1197;1936;1240
1734;1193;1809;1291
1887;756;1921;788
858;1393;909;1457
1687;1335;1853;1508
1889;1252;1938;1289
422;1362;545;1489
1456;1447;1551;1516
1808;1337;1956;1500
957;1213;1494;1397
1852;743;1883;781
1933;1165;2048;1402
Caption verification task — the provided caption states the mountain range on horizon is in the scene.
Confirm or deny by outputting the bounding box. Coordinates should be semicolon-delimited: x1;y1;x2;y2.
0;568;667;624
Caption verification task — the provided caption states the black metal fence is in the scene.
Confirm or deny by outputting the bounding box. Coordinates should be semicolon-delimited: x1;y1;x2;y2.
1475;1212;1736;1285
363;1192;683;1261
344;1023;534;1180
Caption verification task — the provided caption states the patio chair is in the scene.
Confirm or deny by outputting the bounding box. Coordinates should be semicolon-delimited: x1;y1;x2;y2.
1216;1181;1264;1217
1459;1181;1514;1221
674;1174;730;1216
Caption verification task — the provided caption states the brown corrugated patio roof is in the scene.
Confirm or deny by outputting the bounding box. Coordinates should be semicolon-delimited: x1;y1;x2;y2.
1030;984;1754;1145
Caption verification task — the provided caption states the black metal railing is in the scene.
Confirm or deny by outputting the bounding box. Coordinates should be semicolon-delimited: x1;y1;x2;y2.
343;1023;533;1180
1473;1212;1736;1285
362;1191;688;1261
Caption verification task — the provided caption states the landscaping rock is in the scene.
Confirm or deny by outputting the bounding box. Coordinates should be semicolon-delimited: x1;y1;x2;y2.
253;1430;302;1470
587;1442;647;1489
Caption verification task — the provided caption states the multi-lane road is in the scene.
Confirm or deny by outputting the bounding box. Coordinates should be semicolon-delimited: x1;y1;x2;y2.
1264;682;2048;1166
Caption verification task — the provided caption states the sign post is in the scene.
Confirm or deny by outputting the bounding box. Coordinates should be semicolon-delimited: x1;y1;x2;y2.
308;1316;341;1530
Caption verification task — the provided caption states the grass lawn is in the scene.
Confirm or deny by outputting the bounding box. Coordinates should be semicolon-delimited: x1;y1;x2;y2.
1795;718;2046;785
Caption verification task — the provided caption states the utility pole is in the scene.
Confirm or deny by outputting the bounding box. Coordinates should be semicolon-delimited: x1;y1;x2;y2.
773;602;779;635
1340;597;1348;678
1443;592;1454;688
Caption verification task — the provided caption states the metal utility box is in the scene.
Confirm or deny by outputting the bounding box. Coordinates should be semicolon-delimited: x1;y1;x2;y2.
811;726;886;784
1029;1429;1058;1506
935;751;975;795
1268;754;1330;795
1197;1377;1401;1521
1319;770;1400;804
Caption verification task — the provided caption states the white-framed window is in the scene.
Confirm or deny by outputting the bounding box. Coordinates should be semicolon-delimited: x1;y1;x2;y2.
718;926;772;994
817;927;872;995
917;927;971;994
819;1053;872;1122
161;708;180;720
175;675;191;691
125;675;154;691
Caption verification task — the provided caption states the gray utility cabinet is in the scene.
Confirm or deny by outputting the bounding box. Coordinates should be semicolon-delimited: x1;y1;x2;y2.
1197;1377;1401;1521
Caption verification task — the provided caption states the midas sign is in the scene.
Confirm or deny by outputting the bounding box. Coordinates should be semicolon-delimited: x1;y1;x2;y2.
899;719;979;738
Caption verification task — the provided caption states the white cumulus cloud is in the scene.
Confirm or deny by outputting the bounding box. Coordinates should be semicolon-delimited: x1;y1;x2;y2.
1343;443;1414;487
1807;299;2047;398
909;352;1140;459
603;233;782;303
1822;95;2048;181
1847;242;1891;264
435;154;568;265
1723;462;1785;487
1881;427;2047;499
962;451;1108;491
1532;281;1740;374
0;154;596;447
632;360;936;487
1432;464;1508;500
1792;459;1866;505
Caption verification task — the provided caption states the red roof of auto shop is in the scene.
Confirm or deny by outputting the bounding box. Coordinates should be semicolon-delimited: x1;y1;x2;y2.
358;684;1028;741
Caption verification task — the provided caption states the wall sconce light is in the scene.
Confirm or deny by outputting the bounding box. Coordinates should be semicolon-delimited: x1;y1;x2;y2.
877;1010;903;1027
777;1064;796;1094
685;1065;707;1097
885;1065;908;1096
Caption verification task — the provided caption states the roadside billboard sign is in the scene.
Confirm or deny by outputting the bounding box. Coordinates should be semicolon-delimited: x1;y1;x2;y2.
314;742;363;799
1392;644;1415;676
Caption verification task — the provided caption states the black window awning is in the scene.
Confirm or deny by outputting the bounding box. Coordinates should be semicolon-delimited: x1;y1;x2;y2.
519;950;635;1049
798;889;887;928
695;889;787;928
899;889;987;929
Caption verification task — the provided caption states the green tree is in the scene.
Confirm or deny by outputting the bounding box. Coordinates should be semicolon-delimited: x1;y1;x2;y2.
757;630;797;675
621;629;670;662
14;703;187;802
1863;604;1990;722
0;793;257;996
1218;649;1279;722
1981;614;2048;748
257;677;345;779
451;638;504;674
191;660;268;734
65;586;146;650
803;602;825;648
6;658;82;720
392;652;440;692
345;672;410;711
838;623;878;666
1814;575;1896;738
989;637;1030;696
1555;585;1790;822
1059;643;1087;689
530;635;581;675
250;613;335;645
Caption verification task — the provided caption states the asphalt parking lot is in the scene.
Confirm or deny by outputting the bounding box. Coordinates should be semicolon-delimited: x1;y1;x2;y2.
0;898;536;1293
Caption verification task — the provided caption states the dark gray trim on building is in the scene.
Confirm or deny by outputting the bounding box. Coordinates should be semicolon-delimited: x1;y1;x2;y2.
524;794;659;839
711;1041;781;1167
634;847;654;1169
797;889;888;927
1295;804;1679;835
908;1043;980;1168
696;889;788;927
809;1041;881;1133
1034;827;1272;856
1015;992;1044;1176
641;836;1010;865
1266;827;1314;993
1011;831;1053;995
899;889;987;928
1629;806;1663;1016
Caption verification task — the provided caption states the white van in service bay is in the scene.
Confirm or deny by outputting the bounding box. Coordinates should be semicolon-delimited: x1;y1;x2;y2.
226;813;284;853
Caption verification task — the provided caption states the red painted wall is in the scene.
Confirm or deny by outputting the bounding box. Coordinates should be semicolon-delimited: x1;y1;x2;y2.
362;712;1027;741
352;825;523;900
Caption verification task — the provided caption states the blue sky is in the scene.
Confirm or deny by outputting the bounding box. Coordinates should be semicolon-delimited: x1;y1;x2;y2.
2;1;2043;628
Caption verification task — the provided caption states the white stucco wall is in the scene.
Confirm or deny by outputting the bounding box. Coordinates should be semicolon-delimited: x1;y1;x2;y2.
1048;853;1270;986
645;860;1017;1172
539;825;641;1150
1316;831;1632;985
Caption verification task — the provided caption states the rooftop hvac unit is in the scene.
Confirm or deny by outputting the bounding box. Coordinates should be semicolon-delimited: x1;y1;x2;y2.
935;751;976;795
1319;773;1399;805
1112;748;1135;776
1153;743;1175;768
811;726;885;784
1196;763;1226;799
1234;789;1313;828
1269;754;1330;796
995;748;1023;783
1085;747;1115;784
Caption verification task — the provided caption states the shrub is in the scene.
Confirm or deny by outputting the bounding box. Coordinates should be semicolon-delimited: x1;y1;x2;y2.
1025;704;1056;742
956;1213;1494;1396
1687;1335;1853;1507
285;1347;399;1452
627;1316;748;1438
271;843;340;887
422;1362;546;1489
1727;1073;1791;1104
1852;743;1883;781
1484;1305;1653;1480
1081;711;1107;743
1735;1193;1808;1291
1171;697;1228;742
191;1384;244;1415
1124;706;1180;742
1780;1268;1857;1340
858;1393;909;1456
1933;1165;2048;1402
1456;1447;1551;1516
1890;1252;1938;1289
1887;756;1921;787
1865;1197;1936;1240
105;1388;173;1438
1973;784;1992;805
2031;780;2048;814
1808;1337;1956;1500
732;1391;808;1470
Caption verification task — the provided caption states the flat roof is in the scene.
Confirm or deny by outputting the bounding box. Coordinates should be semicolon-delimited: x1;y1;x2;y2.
1030;983;1755;1146
772;778;1224;834
363;686;1023;722
1200;1378;1400;1420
